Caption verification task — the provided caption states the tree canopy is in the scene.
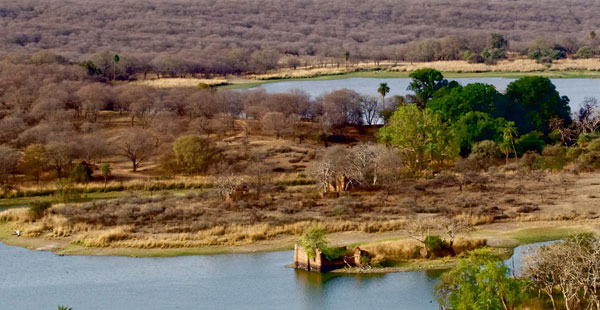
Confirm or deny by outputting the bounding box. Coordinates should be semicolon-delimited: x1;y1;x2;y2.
378;104;457;171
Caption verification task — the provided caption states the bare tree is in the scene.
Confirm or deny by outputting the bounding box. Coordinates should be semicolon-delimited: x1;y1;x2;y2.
0;146;21;184
244;157;271;199
76;83;111;122
440;217;471;248
114;128;156;172
576;97;600;133
359;95;380;125
45;141;76;178
407;217;440;258
261;111;287;138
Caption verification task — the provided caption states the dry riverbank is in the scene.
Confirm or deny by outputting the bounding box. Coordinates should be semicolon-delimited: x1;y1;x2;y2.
0;221;593;261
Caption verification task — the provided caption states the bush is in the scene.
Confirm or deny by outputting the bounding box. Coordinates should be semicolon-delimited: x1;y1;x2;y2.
577;133;600;147
298;225;328;259
575;46;593;59
29;201;52;219
541;144;566;169
69;163;93;182
566;147;583;162
468;140;499;170
516;131;546;155
521;151;543;170
578;152;600;169
424;235;446;257
321;246;348;261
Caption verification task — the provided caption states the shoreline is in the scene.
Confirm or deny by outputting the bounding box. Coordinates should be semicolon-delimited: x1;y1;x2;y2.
217;69;600;89
0;222;594;272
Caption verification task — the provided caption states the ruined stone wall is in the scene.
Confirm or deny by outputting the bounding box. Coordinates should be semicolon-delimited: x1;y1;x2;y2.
294;244;353;272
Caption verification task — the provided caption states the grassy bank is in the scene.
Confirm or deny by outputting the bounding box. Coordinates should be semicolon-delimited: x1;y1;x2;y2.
0;222;590;264
221;69;600;90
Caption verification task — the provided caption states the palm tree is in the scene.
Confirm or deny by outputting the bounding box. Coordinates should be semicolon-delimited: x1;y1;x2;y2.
377;82;390;109
500;122;518;165
344;51;350;68
101;163;111;192
112;53;120;81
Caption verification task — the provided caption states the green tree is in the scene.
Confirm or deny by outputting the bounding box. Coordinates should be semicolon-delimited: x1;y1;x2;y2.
428;83;505;123
69;162;93;182
378;105;458;171
576;46;593;59
488;33;509;50
435;249;526;310
499;122;519;165
480;33;508;65
377;82;390;109
101;163;111;192
20;144;48;185
505;76;571;135
452;112;507;156
172;135;218;174
408;68;447;106
298;225;328;259
344;51;350;67
113;53;120;81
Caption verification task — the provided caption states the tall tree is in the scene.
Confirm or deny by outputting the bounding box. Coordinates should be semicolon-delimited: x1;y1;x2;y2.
408;68;448;106
505;76;571;134
100;163;111;192
499;122;518;165
377;82;390;109
114;128;156;172
344;51;350;68
113;53;120;81
20;144;48;185
378;105;458;171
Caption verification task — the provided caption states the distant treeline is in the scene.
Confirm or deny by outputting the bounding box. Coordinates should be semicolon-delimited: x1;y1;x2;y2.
2;0;600;76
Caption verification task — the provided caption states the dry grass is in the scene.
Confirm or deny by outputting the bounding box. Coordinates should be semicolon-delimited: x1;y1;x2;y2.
2;161;597;250
362;237;487;265
133;78;228;88
5;176;215;198
248;58;600;81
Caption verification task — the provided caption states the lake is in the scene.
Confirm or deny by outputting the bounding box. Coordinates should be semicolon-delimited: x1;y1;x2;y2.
0;241;551;310
258;77;600;109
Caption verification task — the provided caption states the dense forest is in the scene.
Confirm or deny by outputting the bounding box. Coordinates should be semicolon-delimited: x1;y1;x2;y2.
2;0;600;76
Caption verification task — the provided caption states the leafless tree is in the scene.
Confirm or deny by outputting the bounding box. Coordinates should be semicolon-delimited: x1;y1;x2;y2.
114;128;157;172
524;235;600;310
73;134;112;164
359;95;380;125
261;112;287;138
407;217;440;258
76;83;112;122
576;97;600;133
45;141;76;178
244;157;271;199
0;146;21;184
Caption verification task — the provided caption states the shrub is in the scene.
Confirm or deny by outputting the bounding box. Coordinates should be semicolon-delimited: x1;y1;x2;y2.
521;151;543;170
578;152;600;169
69;163;93;182
566;147;583;162
29;201;52;219
516;131;546;155
298;225;328;259
541;144;566;169
321;246;348;261
468;140;499;170
424;235;446;257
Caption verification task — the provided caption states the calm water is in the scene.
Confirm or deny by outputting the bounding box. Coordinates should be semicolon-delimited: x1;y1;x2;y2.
0;241;550;310
259;77;600;110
